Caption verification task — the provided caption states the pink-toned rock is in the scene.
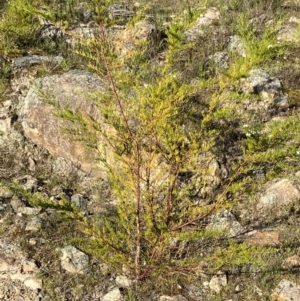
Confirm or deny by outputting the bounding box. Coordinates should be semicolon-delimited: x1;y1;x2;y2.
113;19;156;56
282;255;300;269
245;229;281;247
257;179;300;210
20;70;106;176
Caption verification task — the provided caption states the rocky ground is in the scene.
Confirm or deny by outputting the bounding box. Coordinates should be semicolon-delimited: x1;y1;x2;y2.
1;0;300;300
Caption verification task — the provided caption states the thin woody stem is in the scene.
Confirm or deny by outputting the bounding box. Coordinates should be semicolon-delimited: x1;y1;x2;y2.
98;24;142;280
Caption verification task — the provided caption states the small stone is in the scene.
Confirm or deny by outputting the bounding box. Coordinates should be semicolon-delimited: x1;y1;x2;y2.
10;196;26;213
281;254;300;269
210;52;229;69
0;258;11;272
274;95;289;108
24;277;42;290
18;207;42;216
228;35;247;57
25;217;42;232
29;238;37;245
158;296;188;301
17;175;38;192
59;246;89;274
115;275;132;288
22;259;38;273
184;7;220;42
28;157;36;172
100;287;123;301
209;272;227;293
71;194;88;210
11;273;28;282
253;285;263;296
0;185;14;199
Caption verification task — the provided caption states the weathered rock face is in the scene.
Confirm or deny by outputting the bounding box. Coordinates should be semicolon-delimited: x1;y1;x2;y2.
19;69;106;176
245;229;282;247
12;55;63;70
242;69;284;102
228;35;247;57
184;7;221;42
0;239;43;300
257;179;300;210
113;19;156;56
209;272;227;293
272;280;300;301
206;209;245;237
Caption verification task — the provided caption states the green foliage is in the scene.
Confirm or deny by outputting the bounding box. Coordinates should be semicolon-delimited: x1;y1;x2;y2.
226;14;286;81
243;113;300;179
9;182;77;214
3;0;300;298
0;0;44;54
68;3;244;284
207;241;271;271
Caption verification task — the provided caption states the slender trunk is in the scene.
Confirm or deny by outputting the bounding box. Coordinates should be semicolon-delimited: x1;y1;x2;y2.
98;24;142;281
135;144;141;280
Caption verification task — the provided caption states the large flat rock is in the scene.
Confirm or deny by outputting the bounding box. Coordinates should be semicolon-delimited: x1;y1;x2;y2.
20;70;105;175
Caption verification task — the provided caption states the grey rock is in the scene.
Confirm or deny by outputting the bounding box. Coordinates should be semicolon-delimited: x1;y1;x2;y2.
210;51;229;69
0;239;44;299
159;296;188;301
113;19;156;56
59;246;89;274
272;280;300;301
0;184;14;200
108;4;134;25
209;272;227;293
242;69;283;102
0;257;16;272
71;193;88;210
282;0;300;8
228;35;247;57
39;22;64;47
81;10;94;23
12;55;63;70
18;207;42;216
23;277;42;290
277;24;300;43
66;24;100;47
274;95;289;108
184;7;220;42
17;175;38;192
184;283;203;300
10;196;26;213
28;157;36;172
25;216;42;232
74;2;95;23
206;209;245;237
0;100;15;135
